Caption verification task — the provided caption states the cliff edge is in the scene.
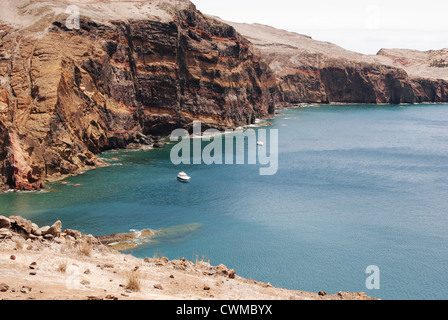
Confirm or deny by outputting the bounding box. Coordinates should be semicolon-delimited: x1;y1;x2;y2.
0;0;277;191
223;20;448;105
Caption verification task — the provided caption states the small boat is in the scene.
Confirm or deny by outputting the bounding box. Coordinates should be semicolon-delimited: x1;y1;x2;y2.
257;141;264;146
177;172;191;182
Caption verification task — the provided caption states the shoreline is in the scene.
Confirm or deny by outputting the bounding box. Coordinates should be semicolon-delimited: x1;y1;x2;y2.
0;215;377;300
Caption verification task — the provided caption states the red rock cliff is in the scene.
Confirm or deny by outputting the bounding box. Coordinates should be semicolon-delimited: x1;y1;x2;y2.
0;0;278;190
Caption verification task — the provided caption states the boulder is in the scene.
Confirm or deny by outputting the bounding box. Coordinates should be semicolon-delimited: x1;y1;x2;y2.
214;264;236;279
39;226;50;234
44;220;62;237
64;229;82;239
30;223;42;236
9;216;34;234
0;215;10;229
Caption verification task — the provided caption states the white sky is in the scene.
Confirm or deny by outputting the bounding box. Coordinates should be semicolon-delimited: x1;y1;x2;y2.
191;0;448;55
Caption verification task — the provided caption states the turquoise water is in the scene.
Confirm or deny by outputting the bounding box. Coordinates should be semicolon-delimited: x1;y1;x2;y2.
1;104;448;300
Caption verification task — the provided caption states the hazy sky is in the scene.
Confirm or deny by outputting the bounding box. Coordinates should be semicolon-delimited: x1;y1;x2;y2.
191;0;448;55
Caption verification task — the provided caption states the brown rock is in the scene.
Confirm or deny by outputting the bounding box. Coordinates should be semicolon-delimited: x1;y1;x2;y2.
318;291;327;296
9;216;34;235
0;215;10;229
39;226;50;235
64;229;82;239
10;255;15;260
215;264;236;278
0;228;12;239
153;284;163;290
0;283;9;292
44;220;62;237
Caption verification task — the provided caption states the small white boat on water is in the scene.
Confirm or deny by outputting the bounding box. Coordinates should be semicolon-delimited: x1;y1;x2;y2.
257;141;264;146
177;172;191;182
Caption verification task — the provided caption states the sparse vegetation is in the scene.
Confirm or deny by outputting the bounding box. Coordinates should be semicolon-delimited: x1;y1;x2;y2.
430;59;448;68
125;271;142;292
194;254;210;268
77;241;92;257
58;261;67;273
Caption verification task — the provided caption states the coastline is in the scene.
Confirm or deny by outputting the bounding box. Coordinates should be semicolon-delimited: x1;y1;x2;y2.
0;215;376;300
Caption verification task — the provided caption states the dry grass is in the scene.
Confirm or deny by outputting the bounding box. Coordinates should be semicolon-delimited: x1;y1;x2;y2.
77;241;92;257
125;271;142;292
58;260;67;273
194;254;210;268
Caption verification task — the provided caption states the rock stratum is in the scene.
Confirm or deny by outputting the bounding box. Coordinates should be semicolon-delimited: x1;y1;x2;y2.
0;0;447;191
223;20;448;105
0;0;277;191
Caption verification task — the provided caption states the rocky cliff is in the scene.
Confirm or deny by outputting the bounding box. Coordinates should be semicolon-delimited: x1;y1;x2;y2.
0;0;277;190
223;21;448;105
1;1;447;191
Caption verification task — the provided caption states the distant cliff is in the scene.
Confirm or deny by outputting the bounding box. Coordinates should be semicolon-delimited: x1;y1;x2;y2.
223;21;448;105
0;0;277;190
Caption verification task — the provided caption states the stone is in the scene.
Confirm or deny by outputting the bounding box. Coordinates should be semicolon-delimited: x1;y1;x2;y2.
0;228;12;239
39;226;50;235
21;286;32;293
44;220;62;237
80;280;90;286
0;215;10;229
318;291;327;296
64;229;82;239
153;284;163;290
30;223;41;236
9;216;34;235
214;264;236;279
0;283;9;292
10;255;16;260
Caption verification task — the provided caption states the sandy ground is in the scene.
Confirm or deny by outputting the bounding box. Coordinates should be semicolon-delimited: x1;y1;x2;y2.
0;234;376;301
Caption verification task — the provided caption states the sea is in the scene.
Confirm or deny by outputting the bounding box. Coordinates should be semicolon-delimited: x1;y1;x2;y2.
1;104;447;300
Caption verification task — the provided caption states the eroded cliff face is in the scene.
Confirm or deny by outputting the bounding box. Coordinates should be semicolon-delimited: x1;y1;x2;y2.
0;1;277;190
276;64;448;105
224;20;448;106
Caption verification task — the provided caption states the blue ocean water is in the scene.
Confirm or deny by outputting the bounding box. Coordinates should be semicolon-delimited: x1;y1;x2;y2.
1;104;447;300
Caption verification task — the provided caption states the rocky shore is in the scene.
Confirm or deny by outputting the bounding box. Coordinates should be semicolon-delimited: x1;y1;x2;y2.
1;0;447;192
0;215;376;300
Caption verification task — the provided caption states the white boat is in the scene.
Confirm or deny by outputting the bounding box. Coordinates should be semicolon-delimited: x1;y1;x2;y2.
257;141;264;146
177;172;191;182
